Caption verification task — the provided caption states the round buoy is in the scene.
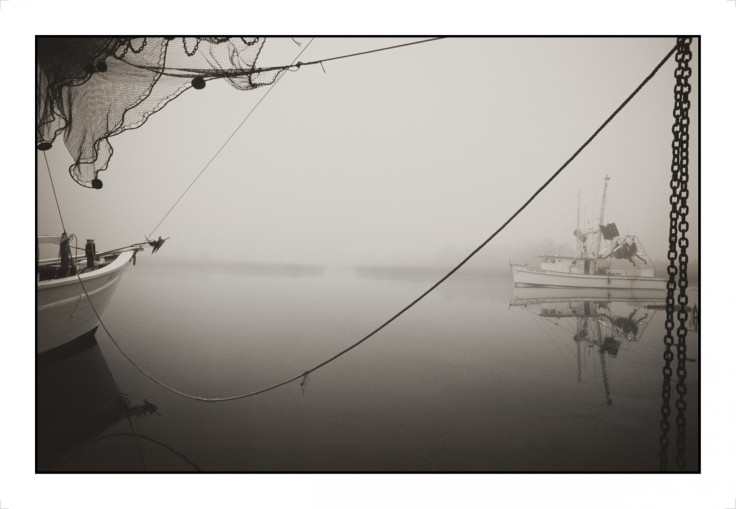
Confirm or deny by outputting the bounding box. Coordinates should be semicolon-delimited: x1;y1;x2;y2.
37;142;53;151
191;76;206;90
91;179;103;189
96;61;108;72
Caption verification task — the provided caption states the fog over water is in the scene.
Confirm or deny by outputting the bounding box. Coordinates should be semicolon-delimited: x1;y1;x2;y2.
39;260;700;472
37;38;699;270
28;34;709;503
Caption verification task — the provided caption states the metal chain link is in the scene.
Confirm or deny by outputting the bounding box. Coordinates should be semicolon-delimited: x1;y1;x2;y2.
659;36;692;472
674;37;692;471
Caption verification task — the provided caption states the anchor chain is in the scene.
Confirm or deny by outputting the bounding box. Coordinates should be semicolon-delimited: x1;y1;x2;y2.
659;36;692;472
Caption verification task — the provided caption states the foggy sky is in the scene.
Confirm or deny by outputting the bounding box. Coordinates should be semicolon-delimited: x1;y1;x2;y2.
36;37;699;267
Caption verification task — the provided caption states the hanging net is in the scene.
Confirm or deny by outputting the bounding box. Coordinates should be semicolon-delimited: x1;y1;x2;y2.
36;37;285;188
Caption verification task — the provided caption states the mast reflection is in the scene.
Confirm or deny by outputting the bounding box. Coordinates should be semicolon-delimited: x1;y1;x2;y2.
37;330;197;471
510;287;666;407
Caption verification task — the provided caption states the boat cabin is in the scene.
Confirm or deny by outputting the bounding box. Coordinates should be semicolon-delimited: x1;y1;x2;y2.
540;255;597;275
539;253;656;278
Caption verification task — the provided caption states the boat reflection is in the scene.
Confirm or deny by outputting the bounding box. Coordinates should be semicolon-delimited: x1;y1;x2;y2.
510;287;666;406
37;330;198;471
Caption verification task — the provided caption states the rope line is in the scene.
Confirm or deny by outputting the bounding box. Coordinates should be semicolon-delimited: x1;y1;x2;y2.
125;412;147;470
41;150;66;234
147;38;315;239
45;40;679;404
291;37;446;69
57;432;202;471
125;37;445;78
86;40;681;403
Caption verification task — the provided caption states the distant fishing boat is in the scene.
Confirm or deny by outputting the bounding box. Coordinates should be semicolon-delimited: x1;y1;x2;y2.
510;176;667;290
36;234;144;355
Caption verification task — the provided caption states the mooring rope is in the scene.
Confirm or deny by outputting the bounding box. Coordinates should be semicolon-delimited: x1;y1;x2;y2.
44;40;680;404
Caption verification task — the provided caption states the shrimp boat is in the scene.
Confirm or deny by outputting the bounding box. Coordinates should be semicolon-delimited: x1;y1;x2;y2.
37;234;145;356
510;176;666;290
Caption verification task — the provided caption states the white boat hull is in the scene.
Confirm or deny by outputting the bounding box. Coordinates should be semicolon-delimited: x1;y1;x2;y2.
510;286;666;306
510;264;666;290
37;250;137;354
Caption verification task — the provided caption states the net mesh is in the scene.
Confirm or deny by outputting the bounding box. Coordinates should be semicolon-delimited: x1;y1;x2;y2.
37;37;283;187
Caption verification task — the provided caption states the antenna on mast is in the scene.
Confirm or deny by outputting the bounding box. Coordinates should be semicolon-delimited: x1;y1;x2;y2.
594;175;611;256
598;174;611;227
576;190;583;256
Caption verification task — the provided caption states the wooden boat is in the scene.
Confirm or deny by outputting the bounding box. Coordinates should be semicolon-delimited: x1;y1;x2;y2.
37;234;143;355
511;176;667;289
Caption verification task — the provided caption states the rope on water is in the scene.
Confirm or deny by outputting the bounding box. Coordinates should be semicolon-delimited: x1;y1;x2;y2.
56;432;202;471
54;40;680;403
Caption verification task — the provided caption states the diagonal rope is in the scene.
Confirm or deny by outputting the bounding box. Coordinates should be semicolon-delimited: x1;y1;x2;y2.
41;150;66;234
147;38;315;239
87;40;682;403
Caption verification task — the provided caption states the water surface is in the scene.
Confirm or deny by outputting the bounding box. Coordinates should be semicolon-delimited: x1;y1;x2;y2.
38;259;700;472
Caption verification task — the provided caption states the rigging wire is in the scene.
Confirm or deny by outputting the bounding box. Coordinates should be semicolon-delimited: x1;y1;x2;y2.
146;38;316;239
96;40;682;403
528;312;575;363
543;316;580;348
46;40;680;404
124;37;445;78
286;37;445;71
41;150;66;234
57;432;202;471
125;412;147;470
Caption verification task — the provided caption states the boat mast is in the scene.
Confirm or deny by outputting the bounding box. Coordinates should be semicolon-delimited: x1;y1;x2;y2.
575;316;586;383
576;190;583;257
595;313;613;406
594;175;611;257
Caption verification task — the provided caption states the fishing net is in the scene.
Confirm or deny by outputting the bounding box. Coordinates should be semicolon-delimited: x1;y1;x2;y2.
36;37;284;188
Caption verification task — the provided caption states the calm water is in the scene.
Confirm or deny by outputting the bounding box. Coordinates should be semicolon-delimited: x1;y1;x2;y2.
38;258;700;472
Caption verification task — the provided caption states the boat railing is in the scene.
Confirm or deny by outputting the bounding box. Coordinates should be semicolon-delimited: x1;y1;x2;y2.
37;244;145;282
606;267;656;278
